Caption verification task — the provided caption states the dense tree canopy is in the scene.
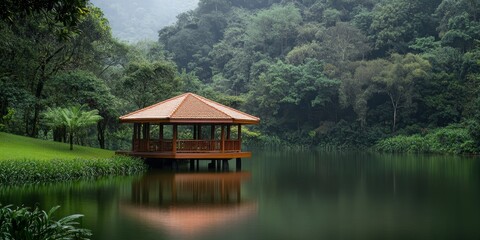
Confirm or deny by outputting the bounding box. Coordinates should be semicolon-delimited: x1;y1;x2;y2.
1;0;480;152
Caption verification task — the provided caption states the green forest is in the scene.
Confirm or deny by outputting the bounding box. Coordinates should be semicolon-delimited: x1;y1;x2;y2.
1;0;480;153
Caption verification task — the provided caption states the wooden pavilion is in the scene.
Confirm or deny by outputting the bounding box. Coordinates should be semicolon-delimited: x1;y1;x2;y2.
116;93;260;169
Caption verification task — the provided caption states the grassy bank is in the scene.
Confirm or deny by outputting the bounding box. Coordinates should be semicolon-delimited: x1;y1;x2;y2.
0;132;146;185
0;132;113;160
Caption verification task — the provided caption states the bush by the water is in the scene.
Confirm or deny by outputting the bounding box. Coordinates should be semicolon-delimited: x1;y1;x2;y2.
375;125;477;154
0;156;147;185
0;204;91;239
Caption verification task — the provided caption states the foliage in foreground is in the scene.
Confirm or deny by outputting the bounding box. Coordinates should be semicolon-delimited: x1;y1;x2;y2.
0;156;147;185
0;204;91;240
375;125;477;154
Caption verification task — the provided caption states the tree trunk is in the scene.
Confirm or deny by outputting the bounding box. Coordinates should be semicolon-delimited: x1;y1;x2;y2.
69;132;73;150
393;106;397;132
97;121;106;149
389;93;398;132
29;77;46;137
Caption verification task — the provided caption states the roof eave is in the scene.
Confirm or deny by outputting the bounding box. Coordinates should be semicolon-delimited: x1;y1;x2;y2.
119;118;260;125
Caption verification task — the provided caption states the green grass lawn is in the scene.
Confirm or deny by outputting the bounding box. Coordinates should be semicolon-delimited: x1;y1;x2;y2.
0;132;114;160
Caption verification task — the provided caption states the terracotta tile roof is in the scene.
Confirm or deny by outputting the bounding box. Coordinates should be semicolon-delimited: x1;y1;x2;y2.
120;93;260;124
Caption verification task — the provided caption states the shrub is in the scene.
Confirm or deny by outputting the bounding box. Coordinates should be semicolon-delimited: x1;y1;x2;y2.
0;156;147;185
374;134;431;153
375;124;477;154
0;204;91;239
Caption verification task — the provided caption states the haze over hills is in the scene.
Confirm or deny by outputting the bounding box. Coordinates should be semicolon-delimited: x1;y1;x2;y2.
90;0;199;42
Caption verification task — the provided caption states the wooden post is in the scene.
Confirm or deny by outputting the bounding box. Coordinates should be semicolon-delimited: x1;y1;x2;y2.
190;159;195;171
236;158;241;171
221;125;225;153
210;160;216;169
238;124;242;151
223;159;229;171
172;124;177;153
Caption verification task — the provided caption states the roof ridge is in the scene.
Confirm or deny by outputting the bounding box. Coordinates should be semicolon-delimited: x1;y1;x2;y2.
186;93;232;119
192;93;260;121
119;93;188;119
169;93;192;117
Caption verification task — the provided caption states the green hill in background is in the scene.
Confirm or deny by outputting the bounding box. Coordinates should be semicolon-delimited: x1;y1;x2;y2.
90;0;199;41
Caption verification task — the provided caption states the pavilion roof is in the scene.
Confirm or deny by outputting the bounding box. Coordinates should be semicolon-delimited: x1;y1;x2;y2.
119;93;260;124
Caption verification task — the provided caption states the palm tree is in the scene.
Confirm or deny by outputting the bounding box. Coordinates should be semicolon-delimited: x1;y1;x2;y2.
44;105;103;150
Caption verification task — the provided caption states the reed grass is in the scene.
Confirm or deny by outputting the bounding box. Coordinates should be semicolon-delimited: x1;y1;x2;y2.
0;156;147;185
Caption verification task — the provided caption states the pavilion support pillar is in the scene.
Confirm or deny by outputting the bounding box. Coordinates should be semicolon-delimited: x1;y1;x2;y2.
222;159;229;171
216;160;221;171
196;160;199;171
209;160;216;170
172;160;179;171
236;158;242;171
172;124;177;154
190;159;195;171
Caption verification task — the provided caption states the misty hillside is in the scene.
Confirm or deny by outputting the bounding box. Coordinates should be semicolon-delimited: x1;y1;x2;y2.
90;0;199;41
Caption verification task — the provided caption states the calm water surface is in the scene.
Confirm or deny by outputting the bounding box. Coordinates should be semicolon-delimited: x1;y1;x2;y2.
1;150;480;240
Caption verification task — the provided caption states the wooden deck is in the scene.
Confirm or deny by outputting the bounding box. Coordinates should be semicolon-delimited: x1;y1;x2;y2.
115;150;251;159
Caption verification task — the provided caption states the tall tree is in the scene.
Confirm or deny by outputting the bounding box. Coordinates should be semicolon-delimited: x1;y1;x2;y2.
374;54;431;132
46;70;117;148
245;4;302;57
368;0;441;54
339;59;388;127
121;61;180;109
436;0;480;52
320;22;371;65
0;0;88;32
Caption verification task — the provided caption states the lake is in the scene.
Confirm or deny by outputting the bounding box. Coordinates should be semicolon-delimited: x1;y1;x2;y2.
1;150;480;240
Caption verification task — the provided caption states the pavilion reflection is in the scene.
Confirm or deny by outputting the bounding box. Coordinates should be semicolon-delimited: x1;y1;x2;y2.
120;171;256;238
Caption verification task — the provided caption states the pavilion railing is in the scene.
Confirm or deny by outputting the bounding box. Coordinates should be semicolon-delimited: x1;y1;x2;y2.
133;139;241;153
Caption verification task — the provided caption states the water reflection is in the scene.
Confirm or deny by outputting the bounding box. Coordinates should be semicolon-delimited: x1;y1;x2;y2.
1;151;479;240
120;171;257;239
